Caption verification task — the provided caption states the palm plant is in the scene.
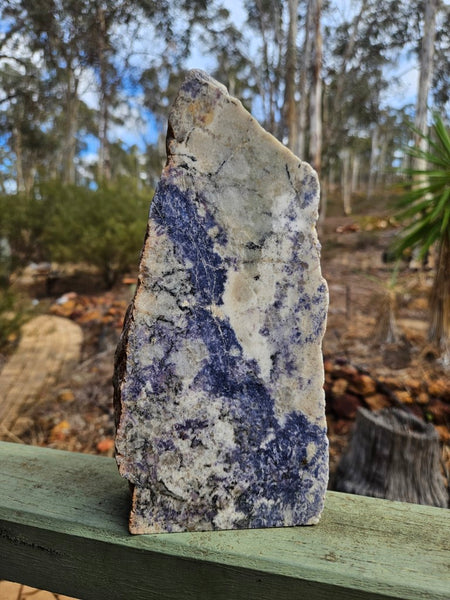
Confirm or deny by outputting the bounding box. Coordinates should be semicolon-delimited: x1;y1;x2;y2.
392;114;450;361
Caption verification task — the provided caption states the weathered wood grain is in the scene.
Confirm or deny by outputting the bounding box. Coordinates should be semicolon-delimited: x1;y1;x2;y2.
335;407;448;507
0;441;448;600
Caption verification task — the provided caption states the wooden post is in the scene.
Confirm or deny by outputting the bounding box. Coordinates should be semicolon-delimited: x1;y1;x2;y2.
0;442;449;599
335;407;448;508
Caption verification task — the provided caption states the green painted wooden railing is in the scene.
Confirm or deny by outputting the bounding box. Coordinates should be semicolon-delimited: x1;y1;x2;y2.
0;441;448;600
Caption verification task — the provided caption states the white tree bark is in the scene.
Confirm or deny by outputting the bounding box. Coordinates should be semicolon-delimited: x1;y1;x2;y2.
97;5;112;182
297;0;312;158
340;148;352;215
375;135;388;190
285;0;299;151
414;0;440;172
351;153;360;194
367;125;379;201
309;0;322;175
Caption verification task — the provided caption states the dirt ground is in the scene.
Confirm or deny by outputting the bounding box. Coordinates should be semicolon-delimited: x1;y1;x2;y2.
1;215;449;484
321;217;449;482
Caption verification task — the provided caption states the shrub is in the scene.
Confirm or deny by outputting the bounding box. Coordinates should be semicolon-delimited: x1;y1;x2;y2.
0;178;151;289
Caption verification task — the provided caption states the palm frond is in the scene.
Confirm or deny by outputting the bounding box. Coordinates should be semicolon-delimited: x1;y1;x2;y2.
441;206;450;235
434;114;450;155
391;114;450;261
404;147;449;168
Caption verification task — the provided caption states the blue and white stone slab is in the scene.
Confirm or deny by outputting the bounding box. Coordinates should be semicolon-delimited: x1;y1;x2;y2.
114;69;329;534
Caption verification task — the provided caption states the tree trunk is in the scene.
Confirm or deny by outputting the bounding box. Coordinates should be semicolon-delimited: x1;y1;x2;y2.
254;2;273;134
297;0;312;159
375;135;387;191
367;125;379;200
332;0;368;121
272;4;284;141
328;158;335;192
414;0;439;173
12;125;25;193
318;175;326;234
62;70;80;185
374;288;399;345
309;0;322;175
340;148;351;215
97;5;111;182
24;166;36;196
335;407;448;507
429;233;450;360
284;0;298;152
351;152;360;194
329;0;368;155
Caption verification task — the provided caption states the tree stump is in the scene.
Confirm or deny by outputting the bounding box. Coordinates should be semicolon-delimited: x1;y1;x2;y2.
334;407;448;508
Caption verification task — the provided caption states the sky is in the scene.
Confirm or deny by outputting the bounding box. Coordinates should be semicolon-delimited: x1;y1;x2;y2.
97;0;421;153
1;0;440;173
105;0;251;151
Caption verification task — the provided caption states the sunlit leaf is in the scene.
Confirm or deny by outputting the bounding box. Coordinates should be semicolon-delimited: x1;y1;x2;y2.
392;114;450;261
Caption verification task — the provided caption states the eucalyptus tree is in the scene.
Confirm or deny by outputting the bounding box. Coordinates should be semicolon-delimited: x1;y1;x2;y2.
208;22;255;104
432;3;450;110
284;0;299;152
243;0;285;138
414;0;441;172
297;0;313;159
82;0;177;181
309;0;323;174
321;0;448;209
324;0;394;171
0;0;96;184
0;0;213;188
138;1;229;124
0;55;59;192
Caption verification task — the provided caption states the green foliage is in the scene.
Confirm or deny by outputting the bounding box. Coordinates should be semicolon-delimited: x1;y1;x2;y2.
41;178;151;287
0;289;33;349
392;114;450;355
0;190;50;266
392;114;450;260
0;238;11;287
0;178;151;288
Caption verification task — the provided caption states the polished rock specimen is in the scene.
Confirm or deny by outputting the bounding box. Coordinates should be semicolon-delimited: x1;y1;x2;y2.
114;69;329;534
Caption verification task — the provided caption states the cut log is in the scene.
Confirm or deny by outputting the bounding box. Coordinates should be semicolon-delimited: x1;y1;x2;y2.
334;407;448;508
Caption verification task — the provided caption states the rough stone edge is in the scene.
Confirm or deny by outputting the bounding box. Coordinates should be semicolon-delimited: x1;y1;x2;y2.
113;69;329;531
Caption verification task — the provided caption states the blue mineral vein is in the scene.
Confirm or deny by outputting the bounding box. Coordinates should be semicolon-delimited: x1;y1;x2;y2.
128;178;327;527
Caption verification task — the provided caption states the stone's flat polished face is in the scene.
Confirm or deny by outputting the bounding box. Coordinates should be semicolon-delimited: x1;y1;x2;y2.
113;69;329;534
